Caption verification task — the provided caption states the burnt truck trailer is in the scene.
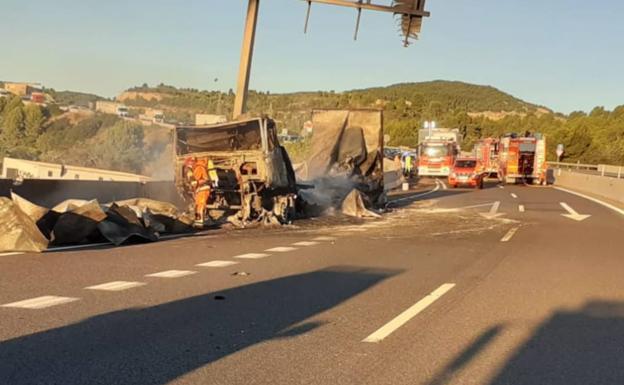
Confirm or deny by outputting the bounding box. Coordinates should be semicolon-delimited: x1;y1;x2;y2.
174;118;297;226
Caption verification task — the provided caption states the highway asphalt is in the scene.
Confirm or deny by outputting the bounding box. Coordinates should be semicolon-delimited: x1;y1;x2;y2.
1;179;624;385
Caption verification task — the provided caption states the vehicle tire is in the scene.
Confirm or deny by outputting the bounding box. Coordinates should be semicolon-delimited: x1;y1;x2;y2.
478;180;484;189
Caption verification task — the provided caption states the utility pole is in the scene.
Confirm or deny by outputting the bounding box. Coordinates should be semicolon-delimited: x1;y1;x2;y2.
231;0;429;121
233;0;260;120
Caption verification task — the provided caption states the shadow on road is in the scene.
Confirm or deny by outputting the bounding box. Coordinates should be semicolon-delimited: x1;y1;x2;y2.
490;300;624;385
0;266;397;385
425;301;624;385
426;325;504;385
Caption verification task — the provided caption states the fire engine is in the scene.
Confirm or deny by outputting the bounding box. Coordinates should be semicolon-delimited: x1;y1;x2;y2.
473;138;500;177
417;128;460;177
498;133;547;184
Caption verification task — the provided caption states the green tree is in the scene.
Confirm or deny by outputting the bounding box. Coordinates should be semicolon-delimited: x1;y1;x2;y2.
24;104;45;146
1;95;23;118
2;105;25;148
0;97;7;115
98;120;145;173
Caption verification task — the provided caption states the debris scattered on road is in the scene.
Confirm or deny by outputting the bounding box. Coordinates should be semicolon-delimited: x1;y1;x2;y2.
0;197;48;252
231;271;251;276
0;193;194;253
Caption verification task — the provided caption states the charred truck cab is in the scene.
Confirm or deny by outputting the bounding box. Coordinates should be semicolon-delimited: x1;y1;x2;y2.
174;118;297;227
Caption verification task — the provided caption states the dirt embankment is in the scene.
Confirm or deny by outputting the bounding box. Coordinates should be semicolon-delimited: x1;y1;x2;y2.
117;91;165;102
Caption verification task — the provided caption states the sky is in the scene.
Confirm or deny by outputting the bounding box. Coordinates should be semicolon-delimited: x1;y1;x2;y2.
1;0;623;113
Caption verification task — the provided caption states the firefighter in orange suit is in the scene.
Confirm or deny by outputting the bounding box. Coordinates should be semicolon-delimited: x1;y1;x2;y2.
192;158;211;226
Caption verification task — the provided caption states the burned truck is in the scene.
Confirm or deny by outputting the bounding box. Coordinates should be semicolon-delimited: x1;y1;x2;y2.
297;109;385;216
174;118;297;226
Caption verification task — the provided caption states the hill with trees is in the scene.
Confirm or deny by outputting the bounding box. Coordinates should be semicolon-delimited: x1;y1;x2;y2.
0;80;622;176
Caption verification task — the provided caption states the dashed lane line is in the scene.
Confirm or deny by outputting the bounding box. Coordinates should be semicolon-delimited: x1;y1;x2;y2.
362;283;456;343
337;228;368;232
2;296;79;309
439;179;448;190
234;253;270;259
501;226;520;242
519;205;525;213
196;260;240;267
265;246;298;252
292;241;320;246
313;236;337;241
146;270;197;278
85;281;146;291
510;193;518;199
498;185;505;189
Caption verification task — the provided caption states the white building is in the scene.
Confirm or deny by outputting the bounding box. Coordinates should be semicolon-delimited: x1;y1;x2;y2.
1;157;152;182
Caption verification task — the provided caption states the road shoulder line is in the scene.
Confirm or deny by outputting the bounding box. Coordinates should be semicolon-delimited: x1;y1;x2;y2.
554;186;624;217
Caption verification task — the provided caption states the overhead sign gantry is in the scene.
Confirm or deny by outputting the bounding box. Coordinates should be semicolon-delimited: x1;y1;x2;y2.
232;0;431;120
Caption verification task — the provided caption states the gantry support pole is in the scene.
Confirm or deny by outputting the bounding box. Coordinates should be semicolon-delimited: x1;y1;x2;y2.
233;0;260;120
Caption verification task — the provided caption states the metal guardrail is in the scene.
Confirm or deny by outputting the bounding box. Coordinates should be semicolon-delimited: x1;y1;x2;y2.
548;162;624;179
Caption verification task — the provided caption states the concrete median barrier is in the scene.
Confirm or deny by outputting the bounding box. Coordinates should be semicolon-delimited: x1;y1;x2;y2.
552;168;624;205
0;179;183;208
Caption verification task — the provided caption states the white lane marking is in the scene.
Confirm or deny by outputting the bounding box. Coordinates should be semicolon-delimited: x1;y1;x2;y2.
498;185;505;189
519;205;525;213
313;236;336;241
85;281;146;291
0;252;24;257
386;182;440;207
559;202;591;222
501;226;520;242
510;193;518;199
196;260;240;267
2;296;79;309
338;227;368;232
439;179;448;190
234;253;270;259
362;283;456;343
457;202;498;210
265;246;298;252
554;187;624;217
292;241;319;246
480;201;504;219
146;270;197;278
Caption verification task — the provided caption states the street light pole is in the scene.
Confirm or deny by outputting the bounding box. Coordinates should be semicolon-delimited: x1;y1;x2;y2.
233;0;260;120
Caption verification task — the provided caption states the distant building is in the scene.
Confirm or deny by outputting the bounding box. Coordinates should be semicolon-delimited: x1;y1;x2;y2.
195;114;227;126
139;108;165;123
95;101;129;117
278;129;302;143
3;82;42;97
1;157;152;182
30;92;46;104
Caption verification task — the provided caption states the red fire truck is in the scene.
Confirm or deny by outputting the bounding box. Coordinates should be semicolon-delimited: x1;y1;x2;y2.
498;133;547;184
417;128;460;177
473;138;500;177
